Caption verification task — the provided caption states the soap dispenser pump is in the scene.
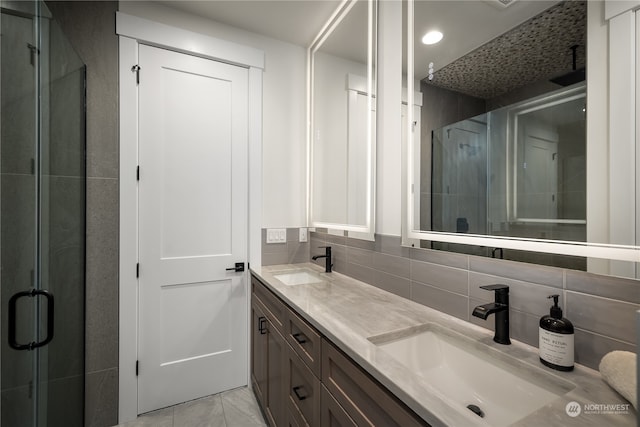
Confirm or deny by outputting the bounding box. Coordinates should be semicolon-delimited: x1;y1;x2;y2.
539;294;574;371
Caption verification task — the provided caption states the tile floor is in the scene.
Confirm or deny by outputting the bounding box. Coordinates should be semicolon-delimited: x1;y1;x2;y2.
115;387;267;427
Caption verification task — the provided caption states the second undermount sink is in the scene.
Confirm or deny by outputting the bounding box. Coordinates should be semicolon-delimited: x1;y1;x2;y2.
272;269;325;286
369;324;575;426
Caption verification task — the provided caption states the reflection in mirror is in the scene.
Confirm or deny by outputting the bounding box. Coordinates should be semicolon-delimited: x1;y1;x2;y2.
309;0;377;234
405;0;639;275
430;85;586;242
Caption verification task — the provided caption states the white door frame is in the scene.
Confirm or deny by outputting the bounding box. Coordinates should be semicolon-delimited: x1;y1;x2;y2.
117;12;264;423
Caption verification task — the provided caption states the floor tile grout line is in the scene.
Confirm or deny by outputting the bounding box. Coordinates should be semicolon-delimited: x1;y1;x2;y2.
220;392;228;427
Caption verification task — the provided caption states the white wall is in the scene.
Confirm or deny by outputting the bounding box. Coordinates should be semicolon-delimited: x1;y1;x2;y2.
120;1;308;228
376;0;403;236
312;51;367;225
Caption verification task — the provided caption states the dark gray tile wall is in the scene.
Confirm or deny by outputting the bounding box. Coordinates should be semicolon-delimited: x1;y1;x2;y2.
306;230;639;370
46;2;119;426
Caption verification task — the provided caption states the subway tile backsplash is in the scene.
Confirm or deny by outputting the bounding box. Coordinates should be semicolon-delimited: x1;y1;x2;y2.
262;229;639;370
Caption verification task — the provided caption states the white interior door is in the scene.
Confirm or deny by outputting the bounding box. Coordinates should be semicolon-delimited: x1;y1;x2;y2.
518;126;559;220
137;44;248;413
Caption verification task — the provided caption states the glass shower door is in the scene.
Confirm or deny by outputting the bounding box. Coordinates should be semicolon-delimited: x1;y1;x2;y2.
1;1;86;425
1;5;39;426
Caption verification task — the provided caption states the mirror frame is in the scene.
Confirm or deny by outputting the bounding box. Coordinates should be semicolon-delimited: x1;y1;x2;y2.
403;0;640;264
307;0;377;235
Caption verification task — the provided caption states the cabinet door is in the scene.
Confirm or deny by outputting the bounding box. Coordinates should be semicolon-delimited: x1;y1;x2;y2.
322;340;429;427
321;385;357;427
287;347;321;427
253;276;286;333
265;320;287;427
251;297;268;408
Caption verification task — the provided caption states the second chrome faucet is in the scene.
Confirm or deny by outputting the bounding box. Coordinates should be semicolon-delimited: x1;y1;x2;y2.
472;284;511;345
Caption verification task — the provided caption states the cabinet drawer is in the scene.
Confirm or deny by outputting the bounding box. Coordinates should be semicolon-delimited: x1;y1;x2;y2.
322;340;429;427
285;309;321;377
252;276;286;333
287;347;321;427
321;385;357;427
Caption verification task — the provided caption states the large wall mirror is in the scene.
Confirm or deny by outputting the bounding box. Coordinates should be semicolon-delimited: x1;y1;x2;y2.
308;0;377;236
404;0;640;278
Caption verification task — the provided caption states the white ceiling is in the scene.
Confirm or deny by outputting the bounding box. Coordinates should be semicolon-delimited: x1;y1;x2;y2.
159;0;563;83
159;0;342;47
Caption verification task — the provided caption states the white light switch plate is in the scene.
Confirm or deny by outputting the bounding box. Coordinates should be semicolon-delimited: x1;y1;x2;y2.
299;228;308;243
266;228;287;243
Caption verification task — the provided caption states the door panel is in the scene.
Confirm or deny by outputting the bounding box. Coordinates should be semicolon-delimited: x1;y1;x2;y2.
159;66;233;258
138;44;249;413
159;280;233;363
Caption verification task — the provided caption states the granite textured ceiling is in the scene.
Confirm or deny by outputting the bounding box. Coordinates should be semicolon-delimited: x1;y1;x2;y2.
427;0;586;100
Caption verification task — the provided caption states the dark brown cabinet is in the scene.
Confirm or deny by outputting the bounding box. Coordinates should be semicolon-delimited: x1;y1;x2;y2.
322;340;429;427
285;309;322;378
252;279;287;427
320;386;357;427
287;345;321;426
266;320;287;426
251;298;268;406
251;274;429;427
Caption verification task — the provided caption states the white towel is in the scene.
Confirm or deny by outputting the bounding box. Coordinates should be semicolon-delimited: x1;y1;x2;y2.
599;350;637;411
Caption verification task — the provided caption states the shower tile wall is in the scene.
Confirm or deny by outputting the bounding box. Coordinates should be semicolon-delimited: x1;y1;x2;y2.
420;82;485;233
306;230;638;371
45;2;119;426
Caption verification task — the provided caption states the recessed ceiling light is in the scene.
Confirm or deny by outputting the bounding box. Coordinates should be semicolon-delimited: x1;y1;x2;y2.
422;31;443;45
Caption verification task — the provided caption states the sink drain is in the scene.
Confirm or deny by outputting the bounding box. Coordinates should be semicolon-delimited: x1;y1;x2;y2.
467;404;485;418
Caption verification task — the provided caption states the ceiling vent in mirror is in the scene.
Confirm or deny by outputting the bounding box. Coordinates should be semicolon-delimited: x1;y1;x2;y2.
485;0;518;9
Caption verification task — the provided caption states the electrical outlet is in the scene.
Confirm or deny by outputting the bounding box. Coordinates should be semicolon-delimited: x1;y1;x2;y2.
266;228;287;243
299;228;308;243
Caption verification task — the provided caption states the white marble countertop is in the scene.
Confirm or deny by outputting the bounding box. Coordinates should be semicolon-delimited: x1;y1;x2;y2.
251;263;637;427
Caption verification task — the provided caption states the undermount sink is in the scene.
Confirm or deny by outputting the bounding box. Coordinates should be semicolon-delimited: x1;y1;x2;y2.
272;269;326;286
369;324;575;426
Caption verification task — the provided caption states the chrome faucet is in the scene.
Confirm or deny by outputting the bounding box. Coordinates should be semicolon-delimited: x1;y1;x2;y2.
472;284;511;345
312;246;332;273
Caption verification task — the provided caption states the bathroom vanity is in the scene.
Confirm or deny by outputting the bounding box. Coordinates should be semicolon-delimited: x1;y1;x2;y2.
251;270;426;426
250;263;636;427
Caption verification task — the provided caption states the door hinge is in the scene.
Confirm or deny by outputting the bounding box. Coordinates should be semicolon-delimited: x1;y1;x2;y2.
136;263;139;278
132;65;141;85
136;165;140;181
27;43;39;66
136;360;139;376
